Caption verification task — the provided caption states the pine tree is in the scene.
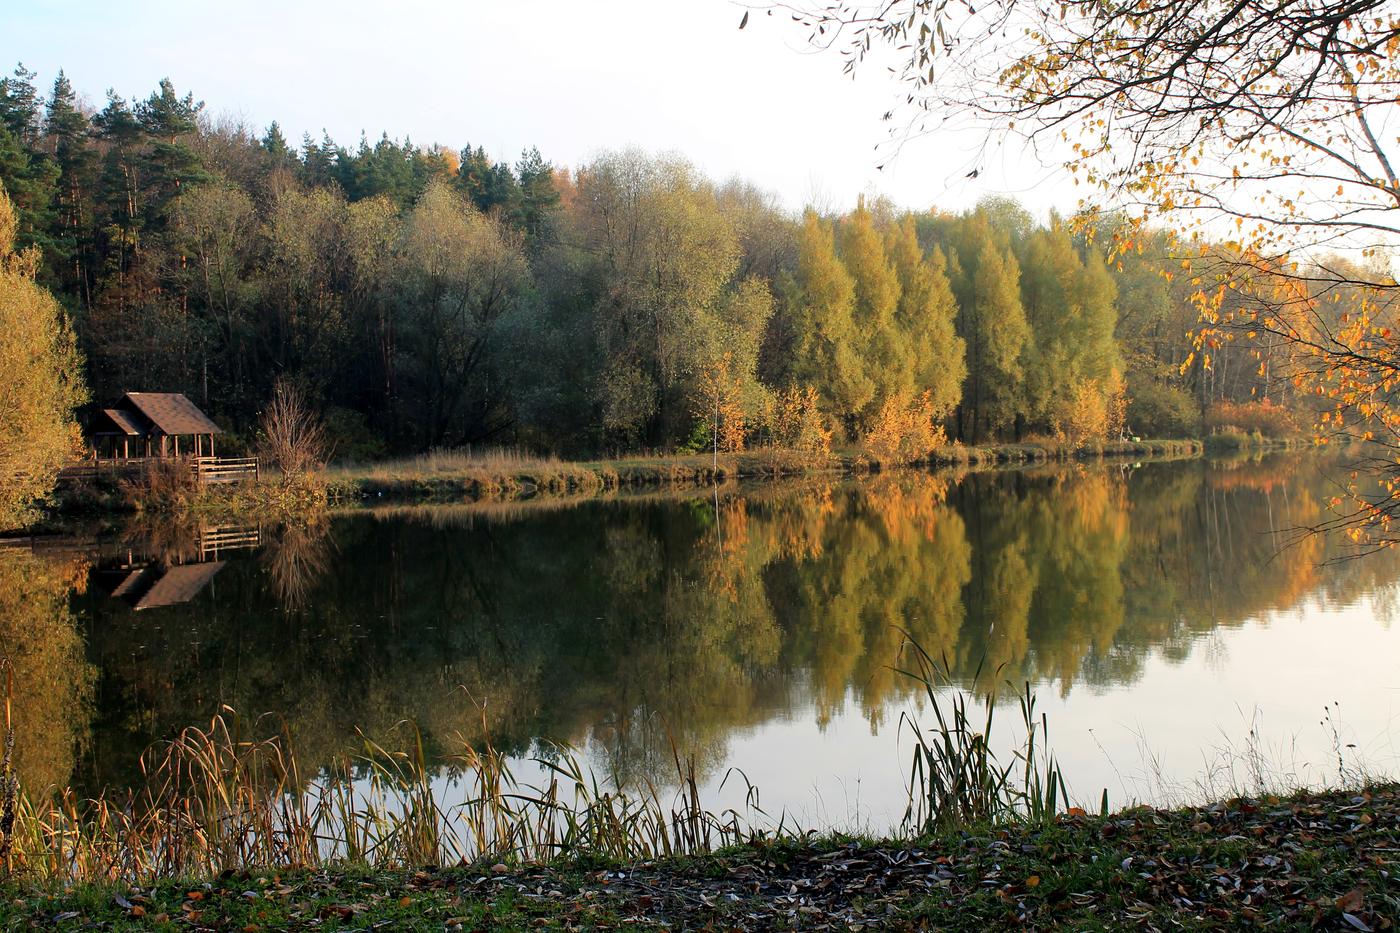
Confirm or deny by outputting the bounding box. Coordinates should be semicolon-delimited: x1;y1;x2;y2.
136;79;207;216
45;71;96;299
261;121;292;166
515;147;559;244
0;124;58;257
0;64;41;147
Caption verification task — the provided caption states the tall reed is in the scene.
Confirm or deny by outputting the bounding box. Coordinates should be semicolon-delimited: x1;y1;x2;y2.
0;709;782;884
0;633;1082;885
896;636;1074;836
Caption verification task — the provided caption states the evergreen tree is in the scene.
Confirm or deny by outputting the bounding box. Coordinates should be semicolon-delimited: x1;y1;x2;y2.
136;78;208;217
44;71;96;299
456;144;519;216
0;124;58;257
0;64;42;147
299;131;339;188
260;121;293;169
514;146;559;245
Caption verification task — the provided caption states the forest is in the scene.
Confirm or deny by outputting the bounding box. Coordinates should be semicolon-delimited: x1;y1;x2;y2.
0;64;1346;463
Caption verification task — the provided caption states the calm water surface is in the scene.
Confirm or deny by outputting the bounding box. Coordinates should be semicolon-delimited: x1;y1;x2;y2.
6;453;1399;832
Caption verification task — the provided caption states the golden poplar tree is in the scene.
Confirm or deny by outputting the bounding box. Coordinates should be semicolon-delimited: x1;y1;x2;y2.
885;215;965;423
839;198;903;419
790;210;870;437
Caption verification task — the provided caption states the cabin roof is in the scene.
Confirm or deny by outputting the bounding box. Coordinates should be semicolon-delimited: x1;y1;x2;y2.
96;408;146;436
121;393;222;436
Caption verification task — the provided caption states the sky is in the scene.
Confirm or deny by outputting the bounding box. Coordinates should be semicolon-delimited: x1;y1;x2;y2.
3;0;1077;216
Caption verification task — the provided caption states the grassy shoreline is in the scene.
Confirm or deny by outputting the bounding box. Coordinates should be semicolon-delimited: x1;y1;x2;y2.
3;783;1392;930
31;434;1308;529
326;437;1221;506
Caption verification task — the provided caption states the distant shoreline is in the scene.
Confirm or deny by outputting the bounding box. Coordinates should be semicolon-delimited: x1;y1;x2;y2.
325;436;1301;507
28;436;1314;530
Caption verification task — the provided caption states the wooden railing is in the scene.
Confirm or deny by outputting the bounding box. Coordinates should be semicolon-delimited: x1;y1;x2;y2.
58;456;261;486
193;456;259;484
57;458;157;483
198;525;262;558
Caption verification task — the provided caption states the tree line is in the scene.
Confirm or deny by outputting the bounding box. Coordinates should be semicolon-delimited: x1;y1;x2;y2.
0;64;1339;465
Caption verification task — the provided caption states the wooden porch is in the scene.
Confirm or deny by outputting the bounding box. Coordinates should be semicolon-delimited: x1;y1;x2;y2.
57;455;260;485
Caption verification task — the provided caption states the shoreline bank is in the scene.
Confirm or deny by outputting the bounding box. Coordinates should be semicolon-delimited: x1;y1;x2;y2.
3;783;1391;930
24;435;1314;530
329;437;1223;506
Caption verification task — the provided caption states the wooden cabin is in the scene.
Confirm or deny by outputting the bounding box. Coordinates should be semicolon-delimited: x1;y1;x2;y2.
89;392;222;460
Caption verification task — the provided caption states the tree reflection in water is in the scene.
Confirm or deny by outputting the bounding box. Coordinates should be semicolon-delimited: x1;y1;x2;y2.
25;453;1394;797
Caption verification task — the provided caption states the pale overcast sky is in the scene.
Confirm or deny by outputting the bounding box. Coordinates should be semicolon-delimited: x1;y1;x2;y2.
4;0;1075;216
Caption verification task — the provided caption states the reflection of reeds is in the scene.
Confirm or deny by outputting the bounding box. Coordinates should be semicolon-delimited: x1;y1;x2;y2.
0;709;782;884
119;512;205;565
263;519;333;612
0;661;14;874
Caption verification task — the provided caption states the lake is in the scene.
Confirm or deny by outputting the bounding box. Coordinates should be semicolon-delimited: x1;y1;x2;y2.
5;451;1399;835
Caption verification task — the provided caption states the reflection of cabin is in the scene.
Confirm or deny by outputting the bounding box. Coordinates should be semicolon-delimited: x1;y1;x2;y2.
101;561;228;611
90;392;222;459
93;524;262;611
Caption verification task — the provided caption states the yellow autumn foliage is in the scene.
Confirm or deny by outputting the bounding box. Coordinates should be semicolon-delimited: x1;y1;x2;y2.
767;385;833;456
862;390;945;464
0;184;88;529
0;548;96;793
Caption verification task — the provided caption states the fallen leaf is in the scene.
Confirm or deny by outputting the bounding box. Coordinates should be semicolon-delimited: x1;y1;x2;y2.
1026;875;1041;887
1337;888;1366;912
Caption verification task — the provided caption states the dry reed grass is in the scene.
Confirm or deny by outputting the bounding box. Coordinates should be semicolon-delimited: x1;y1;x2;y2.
0;634;1085;886
336;446;574;480
0;710;784;885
